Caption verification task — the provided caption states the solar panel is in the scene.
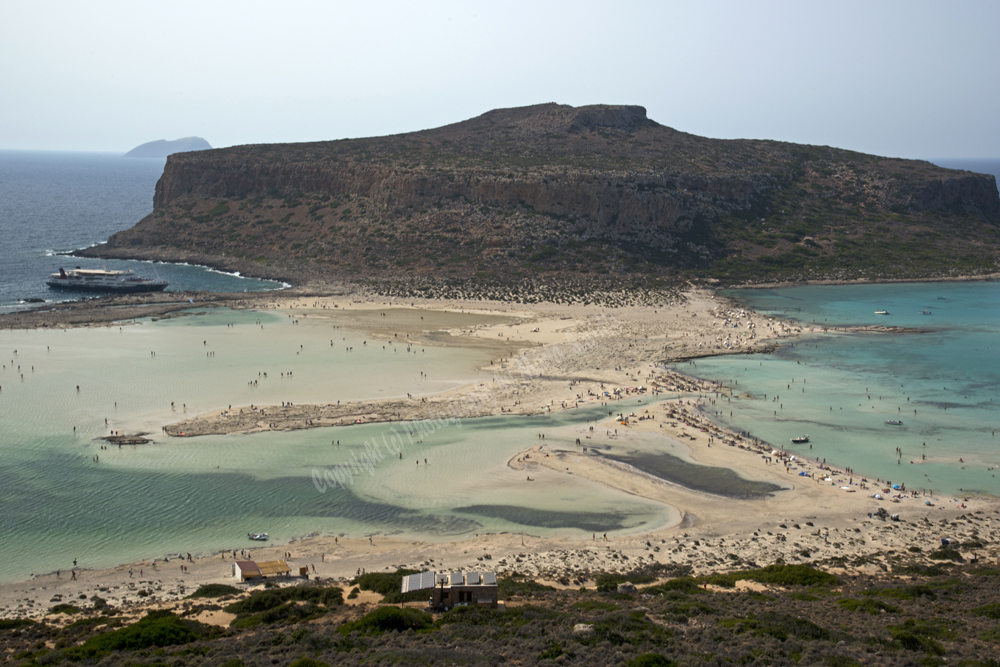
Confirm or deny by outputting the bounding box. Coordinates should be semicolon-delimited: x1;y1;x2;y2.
401;571;438;593
449;572;463;586
467;572;481;585
482;572;497;586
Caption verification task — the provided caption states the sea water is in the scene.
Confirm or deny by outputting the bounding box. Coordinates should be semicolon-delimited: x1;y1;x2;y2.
0;308;674;583
680;281;1000;499
0;150;281;313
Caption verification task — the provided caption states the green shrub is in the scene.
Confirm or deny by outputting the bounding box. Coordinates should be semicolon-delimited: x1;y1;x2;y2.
885;630;945;655
981;627;1000;643
538;642;564;660
668;601;716;616
862;580;961;601
927;548;964;562
701;564;837;589
627;654;677;667
288;657;329;667
224;585;342;628
352;569;422;603
48;603;80;615
892;563;950;576
187;583;241;599
583;610;672;647
573;600;617;612
645;577;705;595
596;573;642;592
0;619;33;630
825;657;862;667
499;574;556;598
437;604;557;635
61;610;213;661
338;606;432;635
749;564;839;587
886;619;955;655
788;592;820;601
230;601;327;629
837;598;900;614
65;616;108;629
721;612;830;642
224;585;343;615
192;201;230;223
972;603;1000;619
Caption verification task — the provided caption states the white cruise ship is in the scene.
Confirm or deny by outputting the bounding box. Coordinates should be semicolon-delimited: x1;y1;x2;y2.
46;267;168;293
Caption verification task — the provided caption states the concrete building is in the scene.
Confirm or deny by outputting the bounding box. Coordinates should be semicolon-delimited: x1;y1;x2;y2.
401;571;499;610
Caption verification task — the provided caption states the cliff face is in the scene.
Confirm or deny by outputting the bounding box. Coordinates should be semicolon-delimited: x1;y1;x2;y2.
92;104;1000;288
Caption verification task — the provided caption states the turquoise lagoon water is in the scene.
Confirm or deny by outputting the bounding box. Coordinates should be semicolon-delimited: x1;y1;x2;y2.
0;308;671;583
679;281;1000;498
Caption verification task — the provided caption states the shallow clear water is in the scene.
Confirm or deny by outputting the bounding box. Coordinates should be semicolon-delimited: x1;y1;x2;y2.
679;281;1000;499
0;309;673;583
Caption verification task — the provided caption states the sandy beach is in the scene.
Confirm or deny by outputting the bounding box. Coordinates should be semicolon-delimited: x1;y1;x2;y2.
2;286;997;620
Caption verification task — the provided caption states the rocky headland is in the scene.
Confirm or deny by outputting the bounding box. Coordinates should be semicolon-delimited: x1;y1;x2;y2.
78;104;1000;299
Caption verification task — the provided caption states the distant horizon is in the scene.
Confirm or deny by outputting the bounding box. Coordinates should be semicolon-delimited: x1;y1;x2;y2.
3;2;998;159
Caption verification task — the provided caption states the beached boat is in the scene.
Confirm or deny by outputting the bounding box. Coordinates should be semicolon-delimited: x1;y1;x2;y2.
874;310;890;315
790;435;810;443
247;532;269;541
884;419;903;426
46;267;168;293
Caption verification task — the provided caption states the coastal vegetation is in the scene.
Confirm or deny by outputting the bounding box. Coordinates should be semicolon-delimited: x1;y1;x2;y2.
6;562;1000;665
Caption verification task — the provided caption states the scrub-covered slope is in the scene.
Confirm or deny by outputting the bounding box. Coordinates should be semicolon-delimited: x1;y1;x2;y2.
84;103;1000;293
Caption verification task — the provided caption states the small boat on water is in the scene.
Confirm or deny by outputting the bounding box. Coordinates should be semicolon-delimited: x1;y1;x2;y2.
47;266;168;293
919;310;932;315
248;532;269;541
790;435;810;443
874;310;890;315
884;419;903;426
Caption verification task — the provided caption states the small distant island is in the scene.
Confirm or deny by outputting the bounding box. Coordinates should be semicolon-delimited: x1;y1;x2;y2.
123;136;211;158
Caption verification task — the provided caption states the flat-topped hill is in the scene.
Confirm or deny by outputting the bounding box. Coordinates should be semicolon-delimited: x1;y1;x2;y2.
84;104;1000;297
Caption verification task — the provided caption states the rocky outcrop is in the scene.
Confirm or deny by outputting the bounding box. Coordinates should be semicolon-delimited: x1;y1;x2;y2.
89;104;1000;287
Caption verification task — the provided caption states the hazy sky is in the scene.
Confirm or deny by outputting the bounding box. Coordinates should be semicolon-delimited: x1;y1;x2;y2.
3;0;998;158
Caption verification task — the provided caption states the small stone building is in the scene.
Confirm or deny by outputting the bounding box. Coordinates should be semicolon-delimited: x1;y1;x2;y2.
401;571;499;610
